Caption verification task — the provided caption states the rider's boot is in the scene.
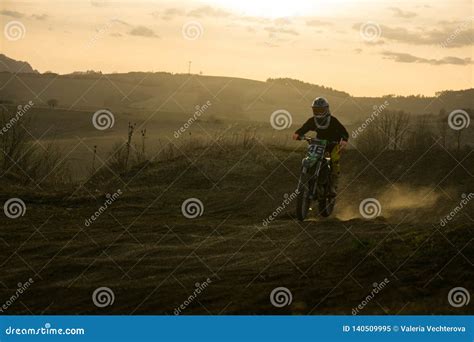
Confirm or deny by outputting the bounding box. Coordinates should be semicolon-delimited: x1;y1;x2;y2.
329;172;339;197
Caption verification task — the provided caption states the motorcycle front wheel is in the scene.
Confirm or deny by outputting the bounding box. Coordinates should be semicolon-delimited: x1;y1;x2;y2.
296;172;312;221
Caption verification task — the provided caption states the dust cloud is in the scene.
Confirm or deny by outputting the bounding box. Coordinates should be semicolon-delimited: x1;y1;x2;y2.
335;185;441;221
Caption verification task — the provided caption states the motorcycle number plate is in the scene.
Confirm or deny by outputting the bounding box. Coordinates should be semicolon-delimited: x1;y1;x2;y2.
309;144;325;155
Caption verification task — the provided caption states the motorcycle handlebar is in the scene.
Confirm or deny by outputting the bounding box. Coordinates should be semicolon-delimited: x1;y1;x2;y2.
299;136;341;145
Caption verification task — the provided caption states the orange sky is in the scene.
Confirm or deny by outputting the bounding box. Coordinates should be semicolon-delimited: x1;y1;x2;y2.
1;0;473;96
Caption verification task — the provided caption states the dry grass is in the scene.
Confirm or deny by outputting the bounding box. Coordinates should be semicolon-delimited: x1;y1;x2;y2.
0;107;70;186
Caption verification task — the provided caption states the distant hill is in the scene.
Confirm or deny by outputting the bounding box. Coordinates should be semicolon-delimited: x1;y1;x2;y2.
0;54;472;124
0;54;38;74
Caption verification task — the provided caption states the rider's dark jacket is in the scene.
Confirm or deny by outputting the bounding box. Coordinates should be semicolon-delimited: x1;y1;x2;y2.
294;116;349;142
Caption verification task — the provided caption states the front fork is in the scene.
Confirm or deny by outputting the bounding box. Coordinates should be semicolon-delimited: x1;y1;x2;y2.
304;160;332;200
300;159;322;200
310;161;323;199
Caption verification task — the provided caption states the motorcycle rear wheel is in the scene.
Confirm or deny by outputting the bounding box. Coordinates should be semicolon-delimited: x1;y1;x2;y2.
318;195;336;217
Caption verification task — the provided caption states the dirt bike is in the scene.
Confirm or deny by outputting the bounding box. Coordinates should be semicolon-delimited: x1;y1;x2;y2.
296;136;339;221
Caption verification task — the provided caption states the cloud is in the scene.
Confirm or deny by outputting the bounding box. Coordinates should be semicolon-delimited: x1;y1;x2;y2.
0;10;24;18
112;19;130;26
264;26;299;36
381;51;472;65
389;7;417;18
259;35;295;48
274;17;292;25
353;22;474;48
32;14;48;20
260;41;279;48
151;6;230;20
364;40;385;46
129;26;159;38
306;19;333;26
152;8;186;21
91;0;112;7
238;16;271;24
383;23;473;47
188;6;231;18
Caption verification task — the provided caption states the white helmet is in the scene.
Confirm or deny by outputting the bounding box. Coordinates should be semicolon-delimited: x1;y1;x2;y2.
312;97;331;128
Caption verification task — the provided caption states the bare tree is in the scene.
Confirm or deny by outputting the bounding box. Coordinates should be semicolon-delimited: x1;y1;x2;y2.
375;111;393;149
408;115;434;151
125;122;136;169
391;110;410;150
355;109;415;154
435;108;448;149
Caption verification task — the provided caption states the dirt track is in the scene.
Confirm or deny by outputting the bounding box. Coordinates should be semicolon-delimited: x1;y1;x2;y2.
1;146;473;314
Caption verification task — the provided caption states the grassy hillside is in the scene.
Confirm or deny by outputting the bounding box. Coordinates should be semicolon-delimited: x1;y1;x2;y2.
1;72;472;126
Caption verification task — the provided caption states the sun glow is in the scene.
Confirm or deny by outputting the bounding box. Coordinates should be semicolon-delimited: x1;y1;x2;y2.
208;0;320;18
